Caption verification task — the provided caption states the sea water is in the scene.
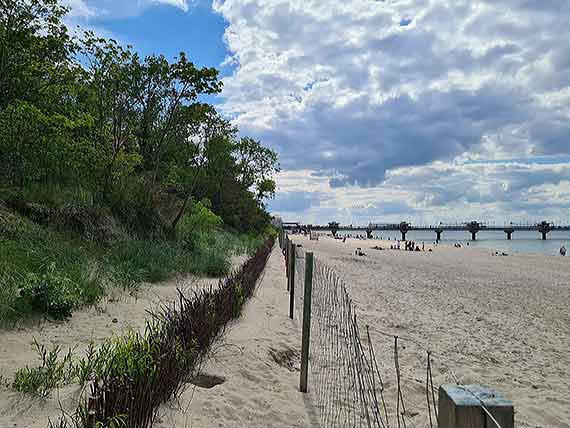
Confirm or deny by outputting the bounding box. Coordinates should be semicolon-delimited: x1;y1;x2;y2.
336;230;570;256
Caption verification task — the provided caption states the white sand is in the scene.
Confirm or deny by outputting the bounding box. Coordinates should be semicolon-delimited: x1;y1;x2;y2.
156;248;317;428
0;251;317;427
292;234;570;428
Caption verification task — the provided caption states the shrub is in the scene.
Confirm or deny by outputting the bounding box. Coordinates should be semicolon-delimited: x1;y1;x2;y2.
177;198;223;251
18;264;79;320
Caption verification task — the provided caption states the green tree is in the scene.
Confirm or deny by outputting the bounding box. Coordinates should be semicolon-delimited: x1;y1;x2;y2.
0;0;77;111
234;137;279;202
165;104;235;233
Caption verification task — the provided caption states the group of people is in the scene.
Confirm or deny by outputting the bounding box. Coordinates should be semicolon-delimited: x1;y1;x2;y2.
385;240;426;252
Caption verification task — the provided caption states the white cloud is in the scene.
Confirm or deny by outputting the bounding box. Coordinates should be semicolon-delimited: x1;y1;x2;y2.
151;0;190;12
214;0;570;223
61;0;96;18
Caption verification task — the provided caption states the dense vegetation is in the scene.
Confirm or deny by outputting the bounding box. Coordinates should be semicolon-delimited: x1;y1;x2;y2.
0;0;279;324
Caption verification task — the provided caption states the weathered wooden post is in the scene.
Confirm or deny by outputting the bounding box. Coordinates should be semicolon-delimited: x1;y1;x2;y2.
86;396;97;428
300;252;314;393
289;244;296;319
438;384;514;428
285;238;290;288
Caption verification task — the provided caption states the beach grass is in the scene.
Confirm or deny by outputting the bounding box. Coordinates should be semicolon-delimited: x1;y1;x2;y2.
0;206;269;327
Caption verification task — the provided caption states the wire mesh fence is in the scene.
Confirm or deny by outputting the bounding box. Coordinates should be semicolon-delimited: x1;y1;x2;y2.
279;232;511;428
292;244;389;428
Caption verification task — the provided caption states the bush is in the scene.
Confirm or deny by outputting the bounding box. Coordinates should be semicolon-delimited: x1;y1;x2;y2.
18;264;79;320
177;198;223;251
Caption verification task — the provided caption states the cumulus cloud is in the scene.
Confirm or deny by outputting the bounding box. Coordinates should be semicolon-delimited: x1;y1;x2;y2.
214;0;570;222
151;0;190;12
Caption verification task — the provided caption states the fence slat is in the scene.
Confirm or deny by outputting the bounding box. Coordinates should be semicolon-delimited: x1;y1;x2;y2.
300;251;314;393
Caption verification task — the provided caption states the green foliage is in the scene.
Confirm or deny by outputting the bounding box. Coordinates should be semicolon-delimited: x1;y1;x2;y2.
18;264;79;320
0;0;278;326
0;269;19;325
12;339;75;397
106;240;192;287
178;199;223;236
0;208;104;324
234;137;280;201
177;198;223;251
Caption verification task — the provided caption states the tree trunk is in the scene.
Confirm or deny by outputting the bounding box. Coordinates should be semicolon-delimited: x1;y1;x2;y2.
169;192;191;237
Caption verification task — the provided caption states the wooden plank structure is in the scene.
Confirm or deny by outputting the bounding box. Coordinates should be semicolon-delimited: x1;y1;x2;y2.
438;384;514;428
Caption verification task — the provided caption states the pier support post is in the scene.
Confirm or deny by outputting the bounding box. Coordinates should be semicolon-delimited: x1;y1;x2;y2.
399;221;410;242
467;221;481;241
300;252;314;393
538;221;551;241
438;384;514;428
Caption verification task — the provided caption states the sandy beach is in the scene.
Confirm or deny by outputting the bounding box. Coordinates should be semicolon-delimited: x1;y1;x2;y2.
2;237;570;427
292;234;570;428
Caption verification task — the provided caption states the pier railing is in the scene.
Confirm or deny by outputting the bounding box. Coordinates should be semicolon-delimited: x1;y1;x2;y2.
280;232;514;428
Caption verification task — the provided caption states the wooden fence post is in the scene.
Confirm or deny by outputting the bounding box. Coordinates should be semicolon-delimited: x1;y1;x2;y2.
300;251;314;393
289;244;296;319
438;384;514;428
285;238;290;288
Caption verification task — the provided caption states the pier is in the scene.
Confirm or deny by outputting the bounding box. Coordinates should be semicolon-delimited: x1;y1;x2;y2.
284;221;570;241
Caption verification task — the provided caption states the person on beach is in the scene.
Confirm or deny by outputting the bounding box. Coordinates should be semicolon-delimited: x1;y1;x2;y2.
561;245;567;256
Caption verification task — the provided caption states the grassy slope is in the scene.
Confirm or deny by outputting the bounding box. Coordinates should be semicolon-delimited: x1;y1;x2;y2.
0;206;265;326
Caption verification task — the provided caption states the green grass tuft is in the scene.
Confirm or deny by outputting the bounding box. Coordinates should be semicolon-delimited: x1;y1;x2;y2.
12;339;75;397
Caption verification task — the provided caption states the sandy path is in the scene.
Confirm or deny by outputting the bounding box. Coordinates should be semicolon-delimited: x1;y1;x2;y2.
156;247;318;428
292;234;570;428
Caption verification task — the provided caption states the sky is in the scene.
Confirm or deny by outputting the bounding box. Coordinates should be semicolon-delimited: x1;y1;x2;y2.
64;0;570;226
